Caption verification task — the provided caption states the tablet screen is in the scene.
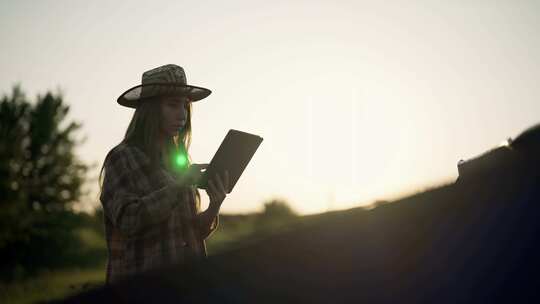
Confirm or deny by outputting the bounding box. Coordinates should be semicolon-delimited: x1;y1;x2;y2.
197;129;263;193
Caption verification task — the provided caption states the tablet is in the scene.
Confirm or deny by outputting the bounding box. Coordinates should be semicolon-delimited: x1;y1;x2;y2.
197;129;263;193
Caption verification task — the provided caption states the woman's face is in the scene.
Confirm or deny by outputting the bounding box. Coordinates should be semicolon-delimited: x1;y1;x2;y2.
160;95;190;137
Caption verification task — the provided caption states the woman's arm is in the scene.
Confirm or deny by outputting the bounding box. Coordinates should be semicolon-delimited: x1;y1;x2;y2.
101;146;183;237
197;171;229;239
197;202;221;239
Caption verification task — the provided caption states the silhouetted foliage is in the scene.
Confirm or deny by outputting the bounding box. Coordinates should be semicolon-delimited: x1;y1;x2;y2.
0;85;88;211
256;199;297;233
261;199;297;218
0;85;91;280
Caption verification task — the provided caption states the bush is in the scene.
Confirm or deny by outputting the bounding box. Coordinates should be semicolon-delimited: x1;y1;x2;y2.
256;199;298;233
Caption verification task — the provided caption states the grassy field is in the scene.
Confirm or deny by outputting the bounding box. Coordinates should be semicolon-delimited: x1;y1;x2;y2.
0;225;107;303
0;207;300;303
0;268;105;304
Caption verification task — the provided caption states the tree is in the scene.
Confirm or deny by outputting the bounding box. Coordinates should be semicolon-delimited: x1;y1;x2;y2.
0;84;89;211
256;198;297;233
261;199;297;219
1;86;32;201
0;84;90;279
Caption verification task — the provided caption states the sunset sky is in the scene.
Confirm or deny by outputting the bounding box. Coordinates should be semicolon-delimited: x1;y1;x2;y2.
1;0;539;214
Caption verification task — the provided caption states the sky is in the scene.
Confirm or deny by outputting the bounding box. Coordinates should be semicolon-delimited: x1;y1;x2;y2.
1;0;539;215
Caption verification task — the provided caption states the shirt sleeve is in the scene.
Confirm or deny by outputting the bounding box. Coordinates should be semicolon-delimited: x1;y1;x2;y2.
100;146;181;237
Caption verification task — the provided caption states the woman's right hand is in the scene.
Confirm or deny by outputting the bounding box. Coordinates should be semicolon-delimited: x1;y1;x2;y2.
173;163;208;188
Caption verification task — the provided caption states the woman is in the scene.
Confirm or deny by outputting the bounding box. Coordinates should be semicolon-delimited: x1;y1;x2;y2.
98;64;229;284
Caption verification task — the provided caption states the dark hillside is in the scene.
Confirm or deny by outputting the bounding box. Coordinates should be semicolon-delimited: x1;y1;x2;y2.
56;124;540;303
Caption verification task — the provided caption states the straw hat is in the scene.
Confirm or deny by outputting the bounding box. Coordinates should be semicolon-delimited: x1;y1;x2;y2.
117;64;211;108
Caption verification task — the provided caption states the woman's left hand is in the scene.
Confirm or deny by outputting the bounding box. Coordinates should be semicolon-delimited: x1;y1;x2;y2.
206;170;229;207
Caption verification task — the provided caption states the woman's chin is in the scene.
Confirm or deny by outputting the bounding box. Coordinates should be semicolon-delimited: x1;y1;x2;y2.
163;126;183;137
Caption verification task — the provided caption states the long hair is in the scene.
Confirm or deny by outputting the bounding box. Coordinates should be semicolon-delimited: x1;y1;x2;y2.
97;96;201;212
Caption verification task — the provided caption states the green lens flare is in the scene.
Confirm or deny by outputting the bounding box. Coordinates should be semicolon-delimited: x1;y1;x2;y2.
175;153;188;168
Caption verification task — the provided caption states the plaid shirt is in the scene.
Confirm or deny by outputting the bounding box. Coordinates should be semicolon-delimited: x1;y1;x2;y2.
100;142;218;284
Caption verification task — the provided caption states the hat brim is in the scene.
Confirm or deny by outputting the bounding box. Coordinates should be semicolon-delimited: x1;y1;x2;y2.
117;83;211;108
